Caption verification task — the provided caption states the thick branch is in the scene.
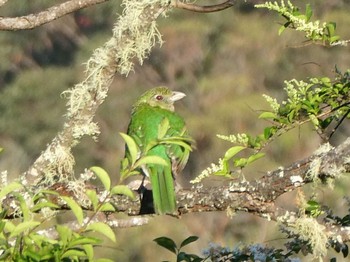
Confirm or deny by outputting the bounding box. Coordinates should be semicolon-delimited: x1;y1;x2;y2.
22;138;350;219
0;0;109;31
4;138;350;249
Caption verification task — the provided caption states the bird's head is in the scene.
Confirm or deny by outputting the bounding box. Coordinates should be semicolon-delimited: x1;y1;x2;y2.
133;86;186;112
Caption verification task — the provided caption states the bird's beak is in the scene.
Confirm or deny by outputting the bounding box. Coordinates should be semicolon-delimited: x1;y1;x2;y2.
170;91;186;102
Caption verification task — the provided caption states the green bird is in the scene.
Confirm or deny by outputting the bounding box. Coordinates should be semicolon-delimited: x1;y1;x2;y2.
125;86;193;215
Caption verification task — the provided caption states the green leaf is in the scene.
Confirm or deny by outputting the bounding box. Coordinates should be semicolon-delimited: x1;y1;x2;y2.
61;249;87;259
86;222;116;243
4;220;15;232
83;244;94;261
263;126;276;140
306;200;323;217
110;185;135;199
13;193;30;222
305;4;313;22
9;221;41;238
319;117;333;129
135;155;169;168
306;200;319;207
159;137;193;151
61;196;84;225
86;189;98;211
0;182;23;201
330;35;340;43
31;201;59;212
224;146;245;160
259;111;277;119
153;237;177;254
56;225;72;245
179;236;199;248
99;203;116;212
158;118;170;139
120;132;139;166
32;189;59;202
0;148;3;154
0;220;5;233
90;166;111;191
246;152;265;165
22;250;42;261
326;22;336;37
278;21;291;35
247;135;261;149
177;251;202;261
68;237;100;248
234;157;248;168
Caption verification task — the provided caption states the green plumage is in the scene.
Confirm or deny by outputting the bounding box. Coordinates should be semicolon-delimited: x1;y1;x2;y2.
126;87;192;215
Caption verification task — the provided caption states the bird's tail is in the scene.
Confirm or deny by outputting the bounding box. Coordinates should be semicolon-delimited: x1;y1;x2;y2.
149;165;176;215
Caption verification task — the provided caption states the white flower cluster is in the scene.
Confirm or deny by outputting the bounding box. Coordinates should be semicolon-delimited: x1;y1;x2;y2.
262;94;280;113
0;170;8;186
283;79;309;105
191;158;224;183
217;133;249;145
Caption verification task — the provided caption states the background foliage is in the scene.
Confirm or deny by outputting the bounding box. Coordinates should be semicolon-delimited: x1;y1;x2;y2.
1;0;350;260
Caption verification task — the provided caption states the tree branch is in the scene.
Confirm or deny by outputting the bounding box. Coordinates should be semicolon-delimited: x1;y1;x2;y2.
0;0;109;31
171;0;235;13
17;138;350;246
17;138;350;220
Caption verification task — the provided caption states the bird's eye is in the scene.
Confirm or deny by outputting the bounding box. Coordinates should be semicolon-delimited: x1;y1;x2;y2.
155;95;163;101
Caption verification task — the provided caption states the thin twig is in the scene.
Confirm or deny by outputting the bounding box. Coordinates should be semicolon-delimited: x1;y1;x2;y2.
172;0;235;13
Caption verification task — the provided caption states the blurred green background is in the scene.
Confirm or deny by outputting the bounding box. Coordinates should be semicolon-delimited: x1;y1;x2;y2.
1;0;350;260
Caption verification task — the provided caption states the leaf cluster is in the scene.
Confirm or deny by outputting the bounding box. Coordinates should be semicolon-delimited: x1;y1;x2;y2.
0;168;136;261
256;1;342;46
155;236;301;262
263;69;350;140
154;236;201;262
192;67;350;183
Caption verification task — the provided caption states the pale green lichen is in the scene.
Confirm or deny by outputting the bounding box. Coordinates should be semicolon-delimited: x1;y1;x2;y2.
72;121;100;141
278;213;328;259
39;142;75;184
291;217;328;259
40;207;58;219
313;142;333;156
307;143;345;183
67;179;91;208
306;157;322;181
